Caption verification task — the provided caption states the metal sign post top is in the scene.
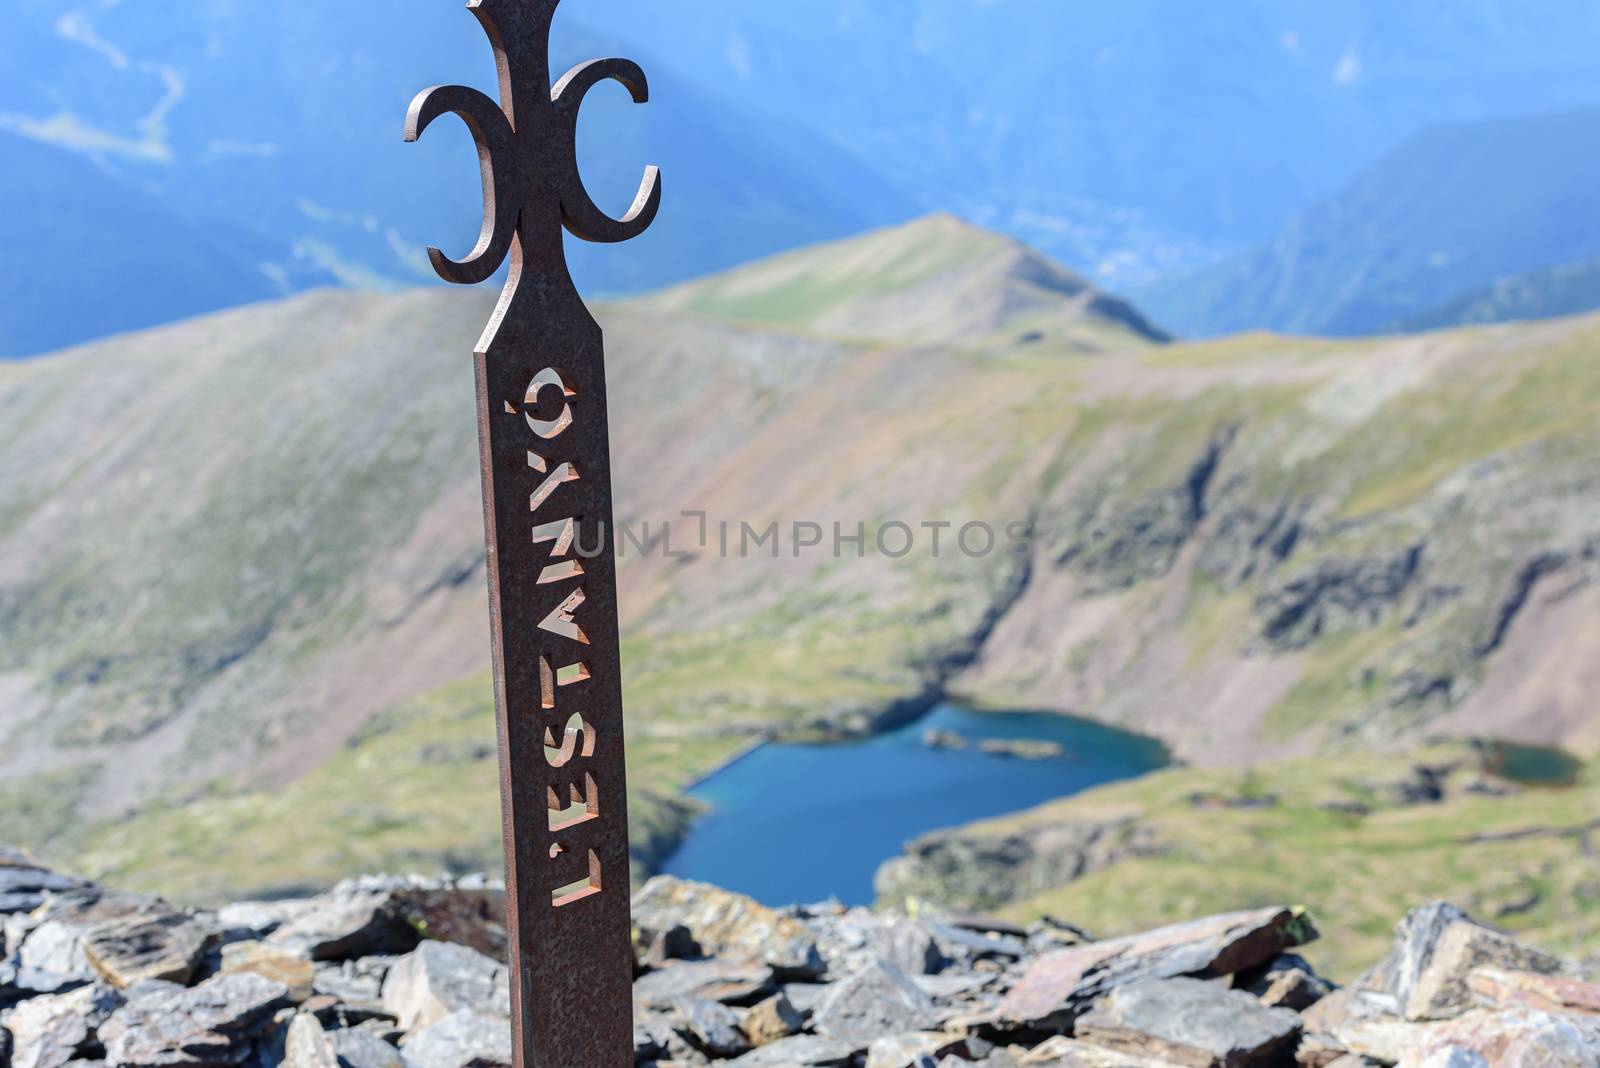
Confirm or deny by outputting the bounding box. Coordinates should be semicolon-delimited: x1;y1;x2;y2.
404;2;660;1065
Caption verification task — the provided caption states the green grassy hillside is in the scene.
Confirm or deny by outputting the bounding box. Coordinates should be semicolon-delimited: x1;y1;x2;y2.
2;218;1598;971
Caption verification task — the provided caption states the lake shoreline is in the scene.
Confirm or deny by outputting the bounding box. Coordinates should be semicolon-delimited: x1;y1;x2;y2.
660;700;1172;905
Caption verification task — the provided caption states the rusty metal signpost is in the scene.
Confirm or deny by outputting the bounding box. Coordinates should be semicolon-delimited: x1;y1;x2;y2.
404;2;659;1064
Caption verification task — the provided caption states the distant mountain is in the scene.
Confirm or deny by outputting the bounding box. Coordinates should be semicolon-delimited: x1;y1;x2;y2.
4;219;1599;901
0;1;909;356
1141;109;1600;337
1399;256;1600;332
579;0;1600;286
0;135;291;356
645;214;1169;347
15;2;1600;354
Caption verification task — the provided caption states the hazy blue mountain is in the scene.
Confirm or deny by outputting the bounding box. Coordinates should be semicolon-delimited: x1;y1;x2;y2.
1400;257;1600;333
0;135;295;357
1139;109;1600;338
577;0;1600;287
11;0;1600;354
0;1;909;356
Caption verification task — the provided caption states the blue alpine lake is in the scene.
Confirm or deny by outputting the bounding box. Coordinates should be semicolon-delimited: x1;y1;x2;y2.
660;702;1169;906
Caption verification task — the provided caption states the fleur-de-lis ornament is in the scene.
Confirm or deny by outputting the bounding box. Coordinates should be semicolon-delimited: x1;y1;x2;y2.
405;3;659;1064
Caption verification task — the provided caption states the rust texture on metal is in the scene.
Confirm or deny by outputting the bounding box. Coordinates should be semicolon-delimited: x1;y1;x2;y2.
404;2;660;1065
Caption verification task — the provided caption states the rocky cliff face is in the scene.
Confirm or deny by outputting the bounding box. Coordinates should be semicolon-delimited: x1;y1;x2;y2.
2;215;1599;901
4;850;1599;1068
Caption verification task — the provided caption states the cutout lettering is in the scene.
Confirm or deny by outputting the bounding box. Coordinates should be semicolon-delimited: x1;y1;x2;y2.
550;849;602;908
538;587;590;644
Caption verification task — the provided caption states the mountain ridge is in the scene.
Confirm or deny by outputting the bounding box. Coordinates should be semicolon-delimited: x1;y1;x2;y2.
1141;108;1600;337
646;214;1168;347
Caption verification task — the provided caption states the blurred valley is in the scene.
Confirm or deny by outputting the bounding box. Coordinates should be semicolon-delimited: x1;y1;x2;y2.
2;216;1598;965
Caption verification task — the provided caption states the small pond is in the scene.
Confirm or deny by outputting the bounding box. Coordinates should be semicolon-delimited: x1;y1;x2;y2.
660;702;1169;906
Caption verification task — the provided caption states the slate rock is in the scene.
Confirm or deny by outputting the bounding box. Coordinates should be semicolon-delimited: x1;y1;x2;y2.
633;1014;674;1063
1074;977;1302;1067
331;1028;404;1068
997;907;1316;1029
1238;954;1332;1012
12;892;186;995
865;1032;975;1068
673;996;750;1057
9;920;96;996
920;920;1027;962
82;910;216;989
632;960;773;1010
398;1010;511;1068
1300;988;1433;1065
381;942;505;1033
100;972;294;1068
778;982;829;1016
214;902;312;940
1012;1036;1158;1066
637;923;702;968
0;854;88;917
282;1014;338;1068
813;959;938;1049
267;894;418;964
267;880;505;966
1;984;122;1068
1358;902;1468;1011
723;1033;856;1067
387;885;506;964
219;943;315;1003
1294;1032;1356;1068
632;877;823;977
740;991;803;1047
1401;921;1567;1021
1467;967;1600;1017
1405;1007;1600;1067
879;918;948;977
311;959;392;1016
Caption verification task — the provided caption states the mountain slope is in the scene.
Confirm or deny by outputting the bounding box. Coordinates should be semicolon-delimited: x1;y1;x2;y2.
2;218;1599;901
1143;109;1600;337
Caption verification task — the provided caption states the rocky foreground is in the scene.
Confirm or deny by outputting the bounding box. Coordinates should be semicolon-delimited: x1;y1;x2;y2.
4;848;1600;1068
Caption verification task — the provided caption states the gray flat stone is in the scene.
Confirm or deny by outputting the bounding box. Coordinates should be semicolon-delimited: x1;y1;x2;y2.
672;996;750;1057
878;918;948;977
813;958;938;1050
219;942;315;1002
632;877;824;977
723;1033;855;1067
632;959;772;1010
998;907;1316;1029
740;991;803;1047
331;1028;404;1068
1075;977;1302;1068
266;880;504;966
100;972;294;1068
1402;921;1568;1021
398;1010;511;1068
864;1031;974;1068
82;910;216;989
1;984;121;1068
380;942;505;1032
282;1013;338;1068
